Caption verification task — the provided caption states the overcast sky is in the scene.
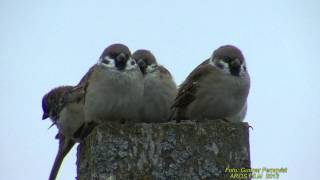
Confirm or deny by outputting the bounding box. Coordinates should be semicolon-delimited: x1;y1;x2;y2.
1;0;319;180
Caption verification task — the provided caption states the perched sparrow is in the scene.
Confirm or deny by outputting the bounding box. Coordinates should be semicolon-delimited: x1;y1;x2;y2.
133;49;177;123
42;85;86;180
78;43;144;124
172;45;250;122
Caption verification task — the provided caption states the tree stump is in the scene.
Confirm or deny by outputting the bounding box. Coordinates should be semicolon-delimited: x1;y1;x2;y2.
77;120;251;180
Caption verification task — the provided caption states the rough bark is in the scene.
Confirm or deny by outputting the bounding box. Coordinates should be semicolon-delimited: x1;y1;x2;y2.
77;120;251;180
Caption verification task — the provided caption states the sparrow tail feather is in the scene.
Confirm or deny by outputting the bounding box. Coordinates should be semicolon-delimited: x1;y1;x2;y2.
49;136;75;180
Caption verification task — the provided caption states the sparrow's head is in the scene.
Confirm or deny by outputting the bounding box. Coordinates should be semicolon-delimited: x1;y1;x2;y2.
98;43;137;71
210;45;247;76
42;86;73;120
42;96;51;120
132;49;158;74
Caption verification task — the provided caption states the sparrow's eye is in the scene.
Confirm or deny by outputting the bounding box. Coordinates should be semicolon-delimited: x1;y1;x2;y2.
146;63;158;73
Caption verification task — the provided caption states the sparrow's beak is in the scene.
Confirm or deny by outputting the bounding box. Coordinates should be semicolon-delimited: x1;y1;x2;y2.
116;53;127;70
137;59;147;74
42;113;49;120
117;53;126;62
229;58;241;76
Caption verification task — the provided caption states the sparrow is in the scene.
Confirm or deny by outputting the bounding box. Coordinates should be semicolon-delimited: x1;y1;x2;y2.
133;49;177;123
172;45;250;122
77;43;144;124
42;85;86;180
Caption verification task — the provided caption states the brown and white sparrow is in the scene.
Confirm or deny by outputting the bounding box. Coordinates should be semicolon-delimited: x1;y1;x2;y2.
172;45;250;122
42;85;86;180
77;43;144;124
133;49;177;123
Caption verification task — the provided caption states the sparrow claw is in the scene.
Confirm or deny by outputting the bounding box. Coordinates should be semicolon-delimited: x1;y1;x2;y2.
48;122;56;129
244;123;253;130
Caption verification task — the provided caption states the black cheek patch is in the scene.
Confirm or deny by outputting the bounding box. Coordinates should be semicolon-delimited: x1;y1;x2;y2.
101;59;110;64
216;62;225;69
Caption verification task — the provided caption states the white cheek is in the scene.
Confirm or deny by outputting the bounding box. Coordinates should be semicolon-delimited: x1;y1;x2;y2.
240;64;247;76
146;63;158;73
219;61;229;69
146;66;153;73
209;57;215;66
101;63;114;68
98;56;116;68
125;59;137;70
97;58;103;64
210;58;230;74
242;61;247;71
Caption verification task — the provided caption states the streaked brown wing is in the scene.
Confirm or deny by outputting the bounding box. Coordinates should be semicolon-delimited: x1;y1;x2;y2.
64;65;97;104
76;65;96;87
158;65;173;79
172;60;213;120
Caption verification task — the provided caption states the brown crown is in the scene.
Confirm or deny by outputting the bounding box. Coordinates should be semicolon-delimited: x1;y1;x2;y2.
132;49;157;65
213;45;245;64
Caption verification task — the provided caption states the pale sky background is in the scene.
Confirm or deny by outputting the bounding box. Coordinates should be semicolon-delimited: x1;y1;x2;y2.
1;0;319;180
